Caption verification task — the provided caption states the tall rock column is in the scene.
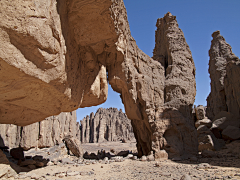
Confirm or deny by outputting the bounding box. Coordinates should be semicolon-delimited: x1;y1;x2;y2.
207;30;240;120
89;112;94;143
81;117;86;143
85;116;90;143
151;12;197;159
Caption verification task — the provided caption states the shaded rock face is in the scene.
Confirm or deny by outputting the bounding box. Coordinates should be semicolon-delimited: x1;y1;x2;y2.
207;31;240;121
80;108;135;143
0;1;197;158
0;149;17;178
0;111;79;150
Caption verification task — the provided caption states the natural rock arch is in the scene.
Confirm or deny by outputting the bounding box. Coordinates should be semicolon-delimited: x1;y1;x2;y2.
0;0;197;158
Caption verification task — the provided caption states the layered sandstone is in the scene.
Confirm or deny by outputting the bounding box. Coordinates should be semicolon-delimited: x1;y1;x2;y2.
0;111;79;150
0;1;197;158
80;108;134;143
207;31;240;121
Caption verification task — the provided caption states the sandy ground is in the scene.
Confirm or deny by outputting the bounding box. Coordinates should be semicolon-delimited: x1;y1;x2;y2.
10;140;240;180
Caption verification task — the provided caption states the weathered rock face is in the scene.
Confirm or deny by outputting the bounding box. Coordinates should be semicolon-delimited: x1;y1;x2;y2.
151;12;197;159
0;111;79;150
80;108;135;143
207;30;240;120
0;1;197;158
0;0;109;126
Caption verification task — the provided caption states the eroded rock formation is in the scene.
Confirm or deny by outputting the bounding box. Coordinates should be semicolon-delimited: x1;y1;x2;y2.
0;1;197;158
0;111;79;150
151;13;197;159
207;30;240;121
80;108;135;143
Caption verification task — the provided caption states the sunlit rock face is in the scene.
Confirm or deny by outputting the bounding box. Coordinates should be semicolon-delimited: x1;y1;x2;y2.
80;108;135;143
0;1;197;158
207;30;240;121
0;111;78;150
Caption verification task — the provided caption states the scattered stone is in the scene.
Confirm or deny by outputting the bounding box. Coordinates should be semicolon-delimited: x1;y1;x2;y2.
140;156;147;161
20;159;36;167
35;161;45;168
180;174;192;180
61;158;74;164
63;135;84;158
28;164;36;170
126;154;133;159
80;171;89;176
117;150;129;157
0;150;17;178
160;172;171;177
67;171;79;176
154;162;161;167
122;139;127;143
195;118;212;129
10;147;24;160
147;151;155;161
133;156;138;160
155;150;168;160
222;126;240;140
111;156;124;162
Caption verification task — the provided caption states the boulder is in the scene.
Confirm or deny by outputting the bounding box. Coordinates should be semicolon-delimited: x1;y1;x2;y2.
197;125;224;151
63;136;83;158
212;111;239;131
20;159;36;167
201;150;217;158
147;151;155;161
195;118;212;129
195;105;206;120
180;174;192;180
198;135;215;151
154;150;168;160
222;126;240;140
10;147;24;160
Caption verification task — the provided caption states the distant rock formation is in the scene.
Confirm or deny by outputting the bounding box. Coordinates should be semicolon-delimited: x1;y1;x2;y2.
207;30;240;121
80;108;135;143
0;111;79;150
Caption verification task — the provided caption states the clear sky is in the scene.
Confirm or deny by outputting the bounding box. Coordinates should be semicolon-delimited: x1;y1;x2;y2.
76;0;240;122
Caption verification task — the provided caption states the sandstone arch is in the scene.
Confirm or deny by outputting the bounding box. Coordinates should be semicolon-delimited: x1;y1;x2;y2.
0;0;197;158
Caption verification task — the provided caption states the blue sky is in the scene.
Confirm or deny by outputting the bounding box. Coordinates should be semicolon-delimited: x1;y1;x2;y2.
77;0;240;121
